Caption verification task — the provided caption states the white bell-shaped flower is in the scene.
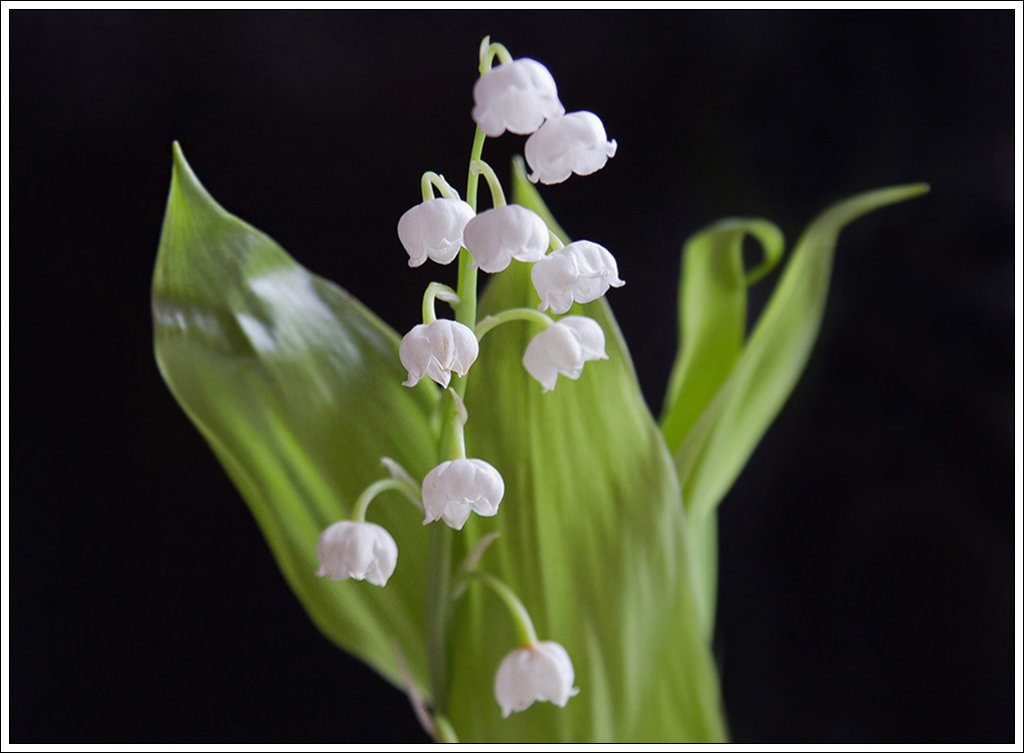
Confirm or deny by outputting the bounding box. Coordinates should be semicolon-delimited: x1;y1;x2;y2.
531;240;625;314
494;641;579;717
463;204;550;274
422;458;504;530
399;319;479;388
472;58;565;138
315;520;398;587
523;316;608;392
524;111;618;185
397;198;476;267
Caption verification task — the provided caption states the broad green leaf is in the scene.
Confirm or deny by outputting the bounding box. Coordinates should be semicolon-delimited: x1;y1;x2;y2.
672;184;929;527
152;143;441;698
441;159;726;742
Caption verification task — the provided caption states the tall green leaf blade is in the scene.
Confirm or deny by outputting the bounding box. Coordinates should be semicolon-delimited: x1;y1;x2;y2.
660;219;785;450
443;161;726;742
152;143;440;696
658;219;784;638
675;184;930;523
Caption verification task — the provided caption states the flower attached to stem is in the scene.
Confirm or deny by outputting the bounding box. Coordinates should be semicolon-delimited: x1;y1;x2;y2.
398;198;475;267
400;319;479;388
523;315;608;392
531;240;625;314
525;111;617;185
463;204;551;273
422;458;504;530
472;58;565;138
316;465;422;588
455;569;579;718
494;640;580;718
316;520;398;587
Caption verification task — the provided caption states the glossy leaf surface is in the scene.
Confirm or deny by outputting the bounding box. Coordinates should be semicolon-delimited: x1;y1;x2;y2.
152;143;440;697
442;159;726;742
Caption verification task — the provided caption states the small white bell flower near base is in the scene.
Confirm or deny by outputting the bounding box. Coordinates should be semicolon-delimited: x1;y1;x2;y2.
524;111;618;185
472;58;565;138
463;205;551;273
400;319;479;389
523;316;608;392
398;198;476;267
531;240;625;314
494;641;580;717
422;458;504;530
315;520;398;587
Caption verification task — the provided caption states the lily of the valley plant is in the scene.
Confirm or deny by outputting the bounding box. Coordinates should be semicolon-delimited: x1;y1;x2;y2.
152;38;927;742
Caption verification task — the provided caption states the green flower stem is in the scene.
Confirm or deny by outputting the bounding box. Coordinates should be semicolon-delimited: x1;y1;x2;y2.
549;230;565;250
461;571;539;647
425;523;453;713
426;122;489;725
421;282;460;325
351;478;423;522
420;171;459;202
475;307;554;341
478;37;513;74
454;126;487;338
433;715;460;743
470;159;506;208
449;395;468;460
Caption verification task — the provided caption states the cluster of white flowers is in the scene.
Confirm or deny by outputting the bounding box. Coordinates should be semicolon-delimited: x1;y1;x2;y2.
316;42;612;722
472;58;617;185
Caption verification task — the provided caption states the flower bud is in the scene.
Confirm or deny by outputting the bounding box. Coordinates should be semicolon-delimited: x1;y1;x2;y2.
463;205;550;274
315;520;398;587
398;198;475;267
399;319;479;388
531;240;625;314
472;58;565;138
422;458;504;530
524;111;617;185
523;316;608;392
494;641;579;717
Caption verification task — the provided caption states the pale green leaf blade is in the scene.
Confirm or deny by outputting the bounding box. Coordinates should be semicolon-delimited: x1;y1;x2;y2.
152;143;440;696
443;161;726;742
660;218;785;450
676;184;930;523
659;219;784;638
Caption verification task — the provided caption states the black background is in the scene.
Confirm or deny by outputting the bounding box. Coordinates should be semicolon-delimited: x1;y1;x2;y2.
9;10;1015;743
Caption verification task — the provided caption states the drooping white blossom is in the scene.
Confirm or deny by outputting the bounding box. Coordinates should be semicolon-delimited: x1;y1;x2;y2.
531;240;625;314
315;520;398;587
422;458;504;530
523;316;608;392
399;319;479;388
472;58;565;138
524;111;618;185
397;198;475;267
463;204;551;273
494;641;580;717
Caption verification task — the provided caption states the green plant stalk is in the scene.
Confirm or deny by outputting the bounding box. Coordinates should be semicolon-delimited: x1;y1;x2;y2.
424;123;488;723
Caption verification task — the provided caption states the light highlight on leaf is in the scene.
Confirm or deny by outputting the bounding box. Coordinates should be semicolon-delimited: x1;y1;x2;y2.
152;143;440;698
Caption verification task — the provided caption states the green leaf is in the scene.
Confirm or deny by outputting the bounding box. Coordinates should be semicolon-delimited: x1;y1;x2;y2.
661;219;785;451
152;143;441;698
670;185;930;525
442;159;726;742
658;219;784;637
